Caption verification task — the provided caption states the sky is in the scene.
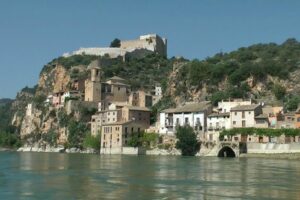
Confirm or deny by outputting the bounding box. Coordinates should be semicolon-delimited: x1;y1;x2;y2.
0;0;300;99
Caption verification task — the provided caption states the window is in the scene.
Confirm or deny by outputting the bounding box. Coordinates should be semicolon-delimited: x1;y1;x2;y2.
233;121;236;125
138;128;140;133
125;127;128;134
118;87;120;91
131;127;134;133
249;111;251;114
176;118;180;125
196;118;200;125
185;117;189;124
235;112;237;116
242;111;245;118
242;120;246;127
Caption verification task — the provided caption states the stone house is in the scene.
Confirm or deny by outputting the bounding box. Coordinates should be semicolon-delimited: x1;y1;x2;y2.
98;105;150;154
128;90;153;108
230;104;263;128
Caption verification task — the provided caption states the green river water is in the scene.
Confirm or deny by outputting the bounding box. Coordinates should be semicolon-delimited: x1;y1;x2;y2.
0;152;300;200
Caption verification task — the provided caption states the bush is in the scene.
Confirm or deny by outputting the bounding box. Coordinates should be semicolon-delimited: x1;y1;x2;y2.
67;120;88;148
83;133;101;150
175;125;199;156
272;84;286;100
0;132;22;148
42;130;58;146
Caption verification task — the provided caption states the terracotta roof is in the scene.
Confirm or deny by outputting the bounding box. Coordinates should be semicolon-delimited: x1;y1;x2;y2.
208;112;230;118
162;101;211;113
231;104;261;111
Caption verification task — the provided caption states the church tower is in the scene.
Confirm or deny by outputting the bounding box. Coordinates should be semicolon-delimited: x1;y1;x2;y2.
84;60;102;102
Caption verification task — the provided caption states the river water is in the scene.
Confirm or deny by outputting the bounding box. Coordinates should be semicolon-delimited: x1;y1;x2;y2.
0;152;300;200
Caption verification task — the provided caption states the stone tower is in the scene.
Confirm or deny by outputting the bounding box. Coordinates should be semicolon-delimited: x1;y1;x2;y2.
84;60;102;102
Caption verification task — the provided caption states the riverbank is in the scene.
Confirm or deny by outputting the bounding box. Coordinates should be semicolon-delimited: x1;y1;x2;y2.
16;144;98;154
0;147;15;152
240;153;300;159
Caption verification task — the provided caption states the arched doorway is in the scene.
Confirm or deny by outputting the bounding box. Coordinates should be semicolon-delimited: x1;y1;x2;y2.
218;146;236;157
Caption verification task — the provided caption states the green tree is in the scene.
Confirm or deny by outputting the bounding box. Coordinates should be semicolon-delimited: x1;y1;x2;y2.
175;125;199;156
286;95;300;111
83;132;101;150
67;120;88;148
127;132;143;147
110;38;121;47
272;84;286;100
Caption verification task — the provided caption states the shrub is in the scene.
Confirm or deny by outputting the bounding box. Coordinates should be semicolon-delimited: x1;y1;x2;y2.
175;125;199;156
83;133;101;150
272;84;286;100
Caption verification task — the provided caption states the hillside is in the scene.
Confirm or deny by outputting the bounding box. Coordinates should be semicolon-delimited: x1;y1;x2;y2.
165;38;300;109
1;38;300;148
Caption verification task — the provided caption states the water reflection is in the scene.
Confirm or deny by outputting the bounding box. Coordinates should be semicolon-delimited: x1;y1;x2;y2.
0;152;300;199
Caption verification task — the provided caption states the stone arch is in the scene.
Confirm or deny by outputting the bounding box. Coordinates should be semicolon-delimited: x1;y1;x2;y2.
217;146;236;158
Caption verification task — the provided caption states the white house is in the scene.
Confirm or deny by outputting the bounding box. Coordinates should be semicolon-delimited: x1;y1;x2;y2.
230;104;262;128
206;113;231;142
159;101;212;136
217;99;252;113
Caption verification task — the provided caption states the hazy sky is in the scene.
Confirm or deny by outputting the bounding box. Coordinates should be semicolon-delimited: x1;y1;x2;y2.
1;0;300;98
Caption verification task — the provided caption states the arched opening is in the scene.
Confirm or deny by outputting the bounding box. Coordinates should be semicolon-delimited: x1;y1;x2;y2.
218;146;236;158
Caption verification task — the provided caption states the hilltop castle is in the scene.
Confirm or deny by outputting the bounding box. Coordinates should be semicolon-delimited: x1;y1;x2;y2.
63;34;167;59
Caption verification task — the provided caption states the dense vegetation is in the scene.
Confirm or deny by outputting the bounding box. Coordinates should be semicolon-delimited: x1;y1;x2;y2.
175;126;199;156
127;132;159;149
220;128;300;138
175;38;300;106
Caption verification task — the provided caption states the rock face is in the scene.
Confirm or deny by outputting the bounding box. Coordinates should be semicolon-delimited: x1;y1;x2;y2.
165;61;300;106
20;106;42;138
38;65;71;95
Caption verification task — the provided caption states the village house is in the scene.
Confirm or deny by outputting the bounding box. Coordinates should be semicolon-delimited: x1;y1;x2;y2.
206;113;231;142
217;99;252;113
159;101;212;138
99;105;150;154
128;90;153;108
278;112;296;129
151;86;163;105
230;104;263;128
294;108;300;129
100;121;146;154
262;106;284;128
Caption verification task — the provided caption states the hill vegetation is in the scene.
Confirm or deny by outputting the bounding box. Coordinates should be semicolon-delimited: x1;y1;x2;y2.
171;38;300;109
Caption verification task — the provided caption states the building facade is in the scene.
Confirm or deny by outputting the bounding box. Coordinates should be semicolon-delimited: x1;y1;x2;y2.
159;102;212;136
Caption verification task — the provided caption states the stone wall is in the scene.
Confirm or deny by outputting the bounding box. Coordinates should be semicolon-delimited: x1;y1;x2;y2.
247;142;300;154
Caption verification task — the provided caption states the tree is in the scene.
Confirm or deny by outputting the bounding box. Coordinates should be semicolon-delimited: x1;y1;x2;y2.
110;38;121;47
175;125;199;156
272;84;286;100
83;132;101;150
